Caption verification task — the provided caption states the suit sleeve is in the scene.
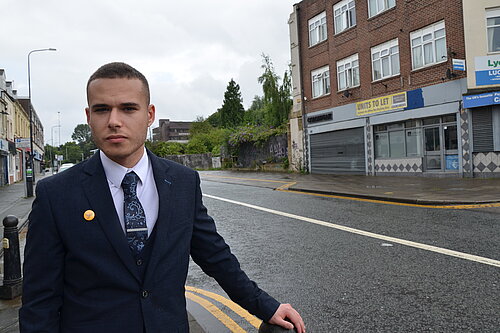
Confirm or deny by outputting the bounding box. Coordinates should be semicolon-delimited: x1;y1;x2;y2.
189;172;280;321
19;180;64;333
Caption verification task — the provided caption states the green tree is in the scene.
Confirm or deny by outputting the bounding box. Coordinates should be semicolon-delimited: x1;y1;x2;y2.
258;54;292;127
244;95;266;125
71;124;96;159
190;116;214;137
60;141;83;163
219;79;245;128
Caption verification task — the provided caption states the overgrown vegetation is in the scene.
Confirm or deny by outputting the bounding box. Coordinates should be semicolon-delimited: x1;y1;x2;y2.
149;54;292;169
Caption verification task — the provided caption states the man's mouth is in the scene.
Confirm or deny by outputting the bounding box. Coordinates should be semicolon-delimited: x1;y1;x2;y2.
106;135;127;143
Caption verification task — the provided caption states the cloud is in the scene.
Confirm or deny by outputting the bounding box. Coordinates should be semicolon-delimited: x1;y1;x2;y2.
1;0;296;143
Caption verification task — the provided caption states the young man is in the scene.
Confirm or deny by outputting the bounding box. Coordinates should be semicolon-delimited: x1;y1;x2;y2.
20;62;305;333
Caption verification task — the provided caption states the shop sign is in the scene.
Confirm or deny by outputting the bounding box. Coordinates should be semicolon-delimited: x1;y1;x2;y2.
356;92;407;116
0;139;9;153
452;59;465;71
445;155;459;170
15;138;30;148
463;91;500;109
307;112;332;124
475;55;500;86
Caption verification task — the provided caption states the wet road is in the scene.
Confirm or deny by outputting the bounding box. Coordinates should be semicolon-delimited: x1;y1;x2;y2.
186;179;500;332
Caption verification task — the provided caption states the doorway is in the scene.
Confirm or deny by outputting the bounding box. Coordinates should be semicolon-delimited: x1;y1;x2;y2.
423;115;458;172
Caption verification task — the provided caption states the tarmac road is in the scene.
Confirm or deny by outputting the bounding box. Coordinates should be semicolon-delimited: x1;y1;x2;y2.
187;179;500;332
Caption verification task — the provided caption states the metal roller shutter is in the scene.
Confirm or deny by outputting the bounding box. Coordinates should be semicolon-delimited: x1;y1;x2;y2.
472;108;493;152
310;127;365;174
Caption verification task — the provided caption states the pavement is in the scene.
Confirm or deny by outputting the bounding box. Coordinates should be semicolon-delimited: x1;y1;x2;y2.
199;170;500;205
0;170;499;332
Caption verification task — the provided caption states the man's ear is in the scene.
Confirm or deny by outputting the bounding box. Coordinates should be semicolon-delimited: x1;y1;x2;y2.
147;104;156;126
85;107;91;126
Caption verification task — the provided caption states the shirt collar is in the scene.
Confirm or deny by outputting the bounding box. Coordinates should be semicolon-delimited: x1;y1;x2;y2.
100;148;150;188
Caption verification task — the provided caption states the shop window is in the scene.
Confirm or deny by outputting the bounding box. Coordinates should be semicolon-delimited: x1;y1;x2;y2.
487;8;500;53
389;130;405;157
334;0;356;34
309;12;327;47
406;128;422;156
411;21;447;70
375;132;389;158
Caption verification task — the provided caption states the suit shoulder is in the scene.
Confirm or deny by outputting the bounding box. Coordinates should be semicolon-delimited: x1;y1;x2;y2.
37;160;86;188
153;155;198;176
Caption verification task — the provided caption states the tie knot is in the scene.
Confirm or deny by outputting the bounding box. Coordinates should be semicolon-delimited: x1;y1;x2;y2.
121;172;139;196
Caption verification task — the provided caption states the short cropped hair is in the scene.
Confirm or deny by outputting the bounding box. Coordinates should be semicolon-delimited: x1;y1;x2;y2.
86;62;150;104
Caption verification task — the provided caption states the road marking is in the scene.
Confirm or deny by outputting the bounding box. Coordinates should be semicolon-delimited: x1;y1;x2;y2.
201;174;500;209
185;291;247;333
186;286;262;329
203;194;500;268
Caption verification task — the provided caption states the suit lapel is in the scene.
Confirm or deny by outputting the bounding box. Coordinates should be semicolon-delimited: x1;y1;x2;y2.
81;153;140;282
145;151;174;279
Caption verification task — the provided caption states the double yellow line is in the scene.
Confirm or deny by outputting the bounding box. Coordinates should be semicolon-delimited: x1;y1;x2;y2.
185;286;261;333
202;174;500;209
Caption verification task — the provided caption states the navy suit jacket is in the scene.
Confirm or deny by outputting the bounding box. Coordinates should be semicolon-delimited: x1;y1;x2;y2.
20;151;279;332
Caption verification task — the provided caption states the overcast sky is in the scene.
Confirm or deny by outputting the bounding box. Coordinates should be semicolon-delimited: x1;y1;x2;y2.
2;0;296;145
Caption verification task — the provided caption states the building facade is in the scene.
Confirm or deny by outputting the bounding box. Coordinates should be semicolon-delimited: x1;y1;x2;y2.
461;0;500;177
0;69;45;186
288;0;491;177
152;119;192;143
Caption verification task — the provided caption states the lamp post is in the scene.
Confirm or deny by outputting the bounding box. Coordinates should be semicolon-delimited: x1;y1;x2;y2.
51;124;60;174
26;48;56;197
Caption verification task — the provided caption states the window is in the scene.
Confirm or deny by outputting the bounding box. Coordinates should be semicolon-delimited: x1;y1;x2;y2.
337;54;359;91
487;8;500;53
368;0;395;18
309;12;327;47
411;21;447;69
334;0;356;34
371;39;400;81
375;120;422;158
311;66;330;98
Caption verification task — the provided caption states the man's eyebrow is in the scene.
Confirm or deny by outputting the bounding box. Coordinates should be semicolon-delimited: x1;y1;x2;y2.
120;102;140;108
90;103;110;109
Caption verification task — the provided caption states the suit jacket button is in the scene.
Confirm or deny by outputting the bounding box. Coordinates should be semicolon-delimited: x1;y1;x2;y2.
142;290;149;298
136;259;143;266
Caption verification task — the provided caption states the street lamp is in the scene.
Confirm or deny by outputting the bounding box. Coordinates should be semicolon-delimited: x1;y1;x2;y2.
27;48;56;197
51;124;61;174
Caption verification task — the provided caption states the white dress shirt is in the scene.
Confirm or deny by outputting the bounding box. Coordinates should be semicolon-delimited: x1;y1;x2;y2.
100;149;159;237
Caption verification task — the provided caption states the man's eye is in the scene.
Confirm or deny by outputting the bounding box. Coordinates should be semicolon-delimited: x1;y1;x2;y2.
124;107;137;112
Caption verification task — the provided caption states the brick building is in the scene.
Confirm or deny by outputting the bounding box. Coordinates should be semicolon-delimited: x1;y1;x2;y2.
288;0;495;176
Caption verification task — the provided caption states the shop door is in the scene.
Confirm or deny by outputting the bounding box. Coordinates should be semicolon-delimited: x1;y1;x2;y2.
424;124;458;171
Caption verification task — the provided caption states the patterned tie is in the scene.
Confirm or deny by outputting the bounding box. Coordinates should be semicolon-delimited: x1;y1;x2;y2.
121;171;148;254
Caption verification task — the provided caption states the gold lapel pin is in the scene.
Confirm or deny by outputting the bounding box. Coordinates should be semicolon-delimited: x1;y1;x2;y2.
84;210;95;221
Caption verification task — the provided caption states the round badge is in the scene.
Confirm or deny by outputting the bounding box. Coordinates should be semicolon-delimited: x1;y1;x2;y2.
84;210;95;221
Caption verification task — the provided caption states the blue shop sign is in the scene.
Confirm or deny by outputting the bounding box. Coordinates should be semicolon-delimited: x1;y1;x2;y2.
463;91;500;108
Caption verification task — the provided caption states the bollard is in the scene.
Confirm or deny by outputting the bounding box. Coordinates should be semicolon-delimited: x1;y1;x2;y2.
259;322;297;333
0;215;23;299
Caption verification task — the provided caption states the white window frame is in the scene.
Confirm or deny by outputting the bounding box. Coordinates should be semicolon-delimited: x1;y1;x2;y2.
334;0;356;34
410;21;447;70
487;8;500;53
368;0;396;18
309;12;327;47
311;66;330;98
371;39;400;81
337;54;360;91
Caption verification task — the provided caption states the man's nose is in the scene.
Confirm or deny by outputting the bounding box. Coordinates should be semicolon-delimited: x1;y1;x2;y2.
108;108;122;128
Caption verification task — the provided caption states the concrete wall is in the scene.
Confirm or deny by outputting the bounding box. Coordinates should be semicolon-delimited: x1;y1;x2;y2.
236;135;288;168
165;153;219;170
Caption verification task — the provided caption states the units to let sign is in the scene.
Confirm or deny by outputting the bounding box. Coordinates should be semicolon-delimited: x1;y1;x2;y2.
475;55;500;86
356;92;407;116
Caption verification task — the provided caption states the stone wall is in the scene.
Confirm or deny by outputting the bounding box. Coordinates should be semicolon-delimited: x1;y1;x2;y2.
165;153;220;170
236;135;288;168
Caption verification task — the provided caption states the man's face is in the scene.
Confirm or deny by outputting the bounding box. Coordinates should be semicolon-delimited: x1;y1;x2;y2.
85;78;155;168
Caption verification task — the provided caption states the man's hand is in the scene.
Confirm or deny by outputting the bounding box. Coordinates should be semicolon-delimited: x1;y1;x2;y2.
268;303;305;333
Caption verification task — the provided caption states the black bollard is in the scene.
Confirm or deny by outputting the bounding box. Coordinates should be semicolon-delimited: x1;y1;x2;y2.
0;215;23;299
259;322;297;333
